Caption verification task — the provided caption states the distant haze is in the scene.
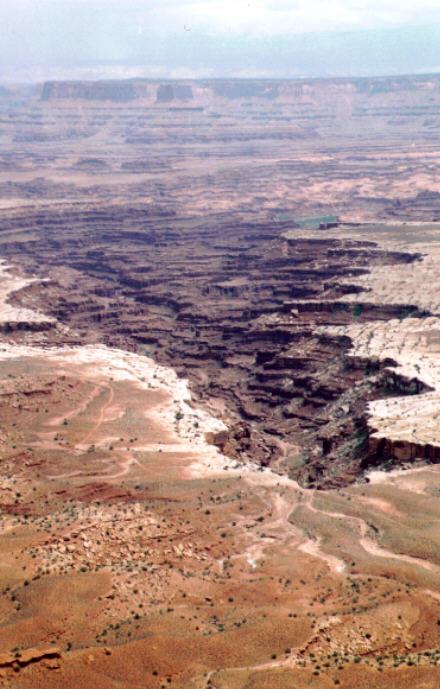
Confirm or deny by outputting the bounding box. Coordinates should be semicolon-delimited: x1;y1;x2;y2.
2;0;440;82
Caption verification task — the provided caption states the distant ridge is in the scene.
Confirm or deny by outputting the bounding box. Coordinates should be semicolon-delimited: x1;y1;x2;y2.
40;73;440;104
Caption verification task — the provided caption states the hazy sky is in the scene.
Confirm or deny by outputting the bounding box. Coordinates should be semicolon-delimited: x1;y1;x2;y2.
2;0;440;81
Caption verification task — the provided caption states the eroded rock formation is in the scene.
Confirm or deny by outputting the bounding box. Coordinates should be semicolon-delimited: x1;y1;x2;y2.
0;202;430;487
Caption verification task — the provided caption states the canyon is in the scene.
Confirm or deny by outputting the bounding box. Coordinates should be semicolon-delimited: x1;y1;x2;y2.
0;75;440;687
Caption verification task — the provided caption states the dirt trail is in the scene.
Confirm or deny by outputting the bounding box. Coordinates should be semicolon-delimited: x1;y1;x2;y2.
80;384;114;445
359;520;440;573
232;487;303;570
48;384;102;427
298;537;346;573
306;493;440;576
236;475;348;575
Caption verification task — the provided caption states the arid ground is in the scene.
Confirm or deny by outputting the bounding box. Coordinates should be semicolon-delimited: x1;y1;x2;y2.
1;76;440;687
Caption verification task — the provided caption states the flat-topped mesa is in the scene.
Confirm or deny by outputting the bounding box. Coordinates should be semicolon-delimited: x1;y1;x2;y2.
38;73;440;108
156;83;193;103
40;80;150;102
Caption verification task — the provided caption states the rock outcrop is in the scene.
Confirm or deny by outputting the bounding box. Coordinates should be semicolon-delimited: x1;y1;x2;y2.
0;646;61;671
